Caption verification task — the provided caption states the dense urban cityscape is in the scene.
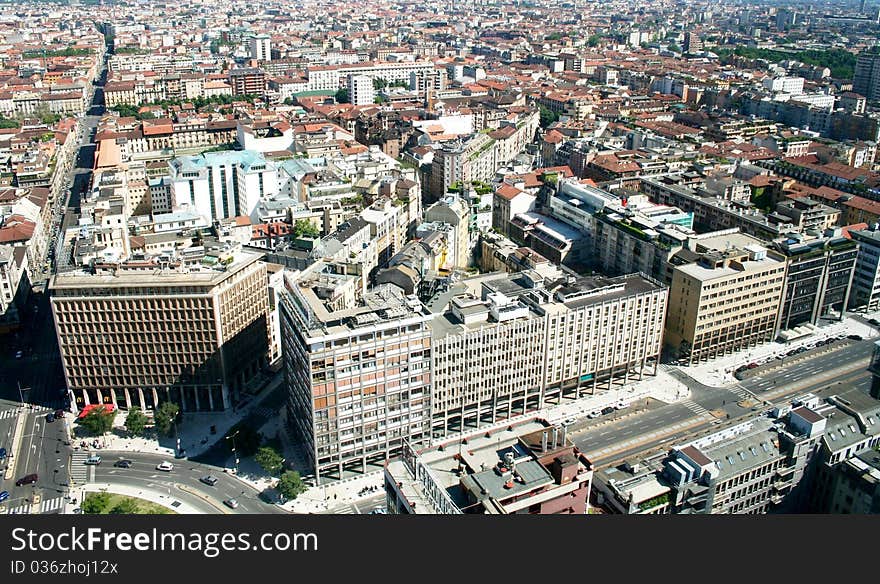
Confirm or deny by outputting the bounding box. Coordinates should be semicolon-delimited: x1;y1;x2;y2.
0;0;879;517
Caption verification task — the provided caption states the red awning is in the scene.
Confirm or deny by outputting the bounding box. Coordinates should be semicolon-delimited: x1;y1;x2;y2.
77;403;116;419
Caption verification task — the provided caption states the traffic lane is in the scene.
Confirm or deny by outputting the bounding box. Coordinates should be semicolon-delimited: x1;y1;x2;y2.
355;494;386;514
741;341;873;392
93;453;283;514
87;474;223;515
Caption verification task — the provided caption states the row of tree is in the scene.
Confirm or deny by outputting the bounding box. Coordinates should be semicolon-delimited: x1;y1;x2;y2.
77;402;180;438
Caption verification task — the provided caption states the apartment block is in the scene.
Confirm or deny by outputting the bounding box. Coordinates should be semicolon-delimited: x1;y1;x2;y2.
347;74;375;106
428;133;497;200
666;233;786;364
50;249;270;413
384;420;593;514
228;67;266;98
279;265;433;483
429;269;667;438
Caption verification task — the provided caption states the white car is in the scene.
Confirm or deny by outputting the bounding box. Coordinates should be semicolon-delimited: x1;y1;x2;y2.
156;461;173;472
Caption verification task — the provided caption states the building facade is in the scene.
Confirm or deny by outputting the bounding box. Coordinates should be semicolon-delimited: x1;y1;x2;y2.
50;253;270;412
279;266;433;483
666;234;786;364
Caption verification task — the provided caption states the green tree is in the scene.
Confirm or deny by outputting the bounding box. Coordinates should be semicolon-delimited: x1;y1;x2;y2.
539;105;559;129
154;401;180;437
668;43;681;53
292;219;320;238
587;34;602;47
124;406;148;437
0;116;19;129
372;77;388;91
334;87;349;103
276;470;308;500
79;406;115;436
254;446;284;476
109;498;139;514
81;492;111;514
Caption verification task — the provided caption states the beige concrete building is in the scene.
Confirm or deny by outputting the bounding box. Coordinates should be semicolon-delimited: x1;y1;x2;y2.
666;232;786;365
279;263;434;483
50;251;270;413
429;269;668;438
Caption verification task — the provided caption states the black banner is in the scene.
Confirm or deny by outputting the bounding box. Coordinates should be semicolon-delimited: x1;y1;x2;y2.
0;514;877;581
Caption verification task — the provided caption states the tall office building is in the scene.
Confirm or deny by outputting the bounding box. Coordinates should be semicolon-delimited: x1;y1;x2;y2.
849;226;880;311
347;74;375;106
50;250;270;412
853;51;880;102
772;235;857;333
279;264;433;483
666;233;786;365
249;34;271;62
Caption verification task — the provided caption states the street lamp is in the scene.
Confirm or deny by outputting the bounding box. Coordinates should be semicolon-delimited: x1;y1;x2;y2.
226;430;240;475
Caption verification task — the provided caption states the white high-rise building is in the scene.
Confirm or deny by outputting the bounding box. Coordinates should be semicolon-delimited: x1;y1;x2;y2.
168;150;278;223
347;74;375;106
249;34;271;62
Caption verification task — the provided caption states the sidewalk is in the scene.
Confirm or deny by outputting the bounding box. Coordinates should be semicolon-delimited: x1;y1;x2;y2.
682;316;877;387
81;374;283;459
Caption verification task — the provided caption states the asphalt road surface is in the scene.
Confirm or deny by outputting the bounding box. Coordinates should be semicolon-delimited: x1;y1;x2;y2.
91;452;288;515
326;492;386;515
0;400;72;514
572;339;874;468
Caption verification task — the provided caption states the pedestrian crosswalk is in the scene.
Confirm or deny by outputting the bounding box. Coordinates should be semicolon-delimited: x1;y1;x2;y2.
7;502;31;514
682;400;710;416
0;408;19;420
39;496;65;514
69;452;89;485
727;385;754;401
5;496;66;515
0;405;52;420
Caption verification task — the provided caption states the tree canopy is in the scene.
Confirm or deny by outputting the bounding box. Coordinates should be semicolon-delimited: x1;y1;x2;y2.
79;405;114;435
276;470;308;500
153;401;180;437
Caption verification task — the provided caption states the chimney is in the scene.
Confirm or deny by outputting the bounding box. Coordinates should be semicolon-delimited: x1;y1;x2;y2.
551;427;559;449
560;425;567;445
541;431;548;452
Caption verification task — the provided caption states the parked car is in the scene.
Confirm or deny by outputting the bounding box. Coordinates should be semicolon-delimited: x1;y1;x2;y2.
85;455;101;465
16;474;38;486
601;407;615;415
0;447;6;459
54;409;65;418
200;475;219;486
223;498;239;509
848;334;863;341
868;318;879;326
14;350;22;359
113;459;132;468
45;413;55;423
0;490;9;503
156;461;173;472
370;508;387;514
